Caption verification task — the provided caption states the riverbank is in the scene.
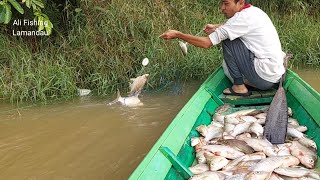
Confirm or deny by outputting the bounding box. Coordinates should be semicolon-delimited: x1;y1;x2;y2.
0;0;319;103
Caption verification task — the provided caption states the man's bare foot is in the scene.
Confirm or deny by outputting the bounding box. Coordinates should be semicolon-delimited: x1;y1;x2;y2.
223;84;249;94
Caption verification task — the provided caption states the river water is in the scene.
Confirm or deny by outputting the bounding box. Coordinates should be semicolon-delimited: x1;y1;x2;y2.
0;69;319;180
293;67;320;92
0;81;201;180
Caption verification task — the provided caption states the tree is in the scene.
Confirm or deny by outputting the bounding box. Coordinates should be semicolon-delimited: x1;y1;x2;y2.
0;0;53;35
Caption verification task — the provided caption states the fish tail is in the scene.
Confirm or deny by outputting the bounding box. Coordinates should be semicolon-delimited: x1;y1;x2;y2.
279;75;284;88
117;89;121;99
107;89;121;105
281;53;293;86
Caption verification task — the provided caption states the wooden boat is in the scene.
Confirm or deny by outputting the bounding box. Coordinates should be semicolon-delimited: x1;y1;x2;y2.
129;67;320;179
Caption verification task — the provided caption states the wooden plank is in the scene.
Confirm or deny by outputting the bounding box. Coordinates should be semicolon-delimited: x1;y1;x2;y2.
205;88;224;106
159;147;193;179
218;89;276;105
165;168;184;180
222;97;273;106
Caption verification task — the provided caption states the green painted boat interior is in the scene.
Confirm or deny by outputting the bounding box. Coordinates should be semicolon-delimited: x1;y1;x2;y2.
129;67;320;180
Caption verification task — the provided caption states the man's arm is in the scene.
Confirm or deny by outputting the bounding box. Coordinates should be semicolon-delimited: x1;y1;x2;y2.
160;30;213;49
203;23;224;35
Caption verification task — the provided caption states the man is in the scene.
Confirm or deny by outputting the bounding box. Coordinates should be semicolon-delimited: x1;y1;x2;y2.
160;0;285;96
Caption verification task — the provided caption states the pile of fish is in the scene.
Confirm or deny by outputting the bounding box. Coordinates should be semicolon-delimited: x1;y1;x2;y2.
189;105;319;180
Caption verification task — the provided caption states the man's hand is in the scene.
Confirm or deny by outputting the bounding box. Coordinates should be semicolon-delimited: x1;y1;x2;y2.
203;24;222;35
159;30;181;40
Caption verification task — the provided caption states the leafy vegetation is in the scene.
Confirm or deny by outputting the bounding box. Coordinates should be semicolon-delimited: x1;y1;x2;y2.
0;0;53;34
0;0;319;103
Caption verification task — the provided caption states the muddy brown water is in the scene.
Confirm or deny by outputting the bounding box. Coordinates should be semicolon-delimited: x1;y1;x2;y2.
292;67;320;92
0;69;319;180
0;81;201;180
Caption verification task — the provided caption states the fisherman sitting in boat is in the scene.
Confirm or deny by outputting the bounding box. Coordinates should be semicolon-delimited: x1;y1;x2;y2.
160;0;285;97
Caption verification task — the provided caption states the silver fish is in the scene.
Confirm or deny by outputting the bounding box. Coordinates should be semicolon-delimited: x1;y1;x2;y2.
226;109;258;118
78;88;91;96
248;122;264;138
254;112;267;119
249;155;300;172
289;141;317;169
108;89;143;107
225;173;246;180
196;124;223;142
241;152;267;161
210;121;224;128
269;173;285;180
239;137;277;157
287;127;306;139
288;107;293;116
240;116;258;123
195;150;208;164
236;133;251;140
218;171;233;177
224;153;265;171
233;167;251;175
217;139;255;154
129;74;149;96
213;113;225;124
256;118;266;125
225;116;244;125
224;123;236;134
215;103;233;114
191;137;203;147
276;143;292;156
236;159;260;169
189;171;226;180
274;167;320;179
201;145;245;159
245;171;272;180
297;137;317;150
194;137;208;151
222;155;247;171
178;41;188;56
223;133;236;140
189;163;209;175
288;124;308;132
229;122;252;137
288;118;300;126
206;155;230;171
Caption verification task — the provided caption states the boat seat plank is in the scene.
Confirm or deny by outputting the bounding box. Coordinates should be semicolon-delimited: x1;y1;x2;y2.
159;146;192;179
218;89;276;105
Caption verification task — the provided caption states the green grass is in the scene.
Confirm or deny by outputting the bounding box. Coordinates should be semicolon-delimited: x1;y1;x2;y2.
0;0;319;103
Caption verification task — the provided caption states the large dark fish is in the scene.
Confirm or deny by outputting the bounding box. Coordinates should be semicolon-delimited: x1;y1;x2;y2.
217;139;255;154
263;54;292;144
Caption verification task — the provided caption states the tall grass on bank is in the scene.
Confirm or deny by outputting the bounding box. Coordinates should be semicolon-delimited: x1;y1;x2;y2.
0;0;319;103
254;0;320;67
0;35;77;103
